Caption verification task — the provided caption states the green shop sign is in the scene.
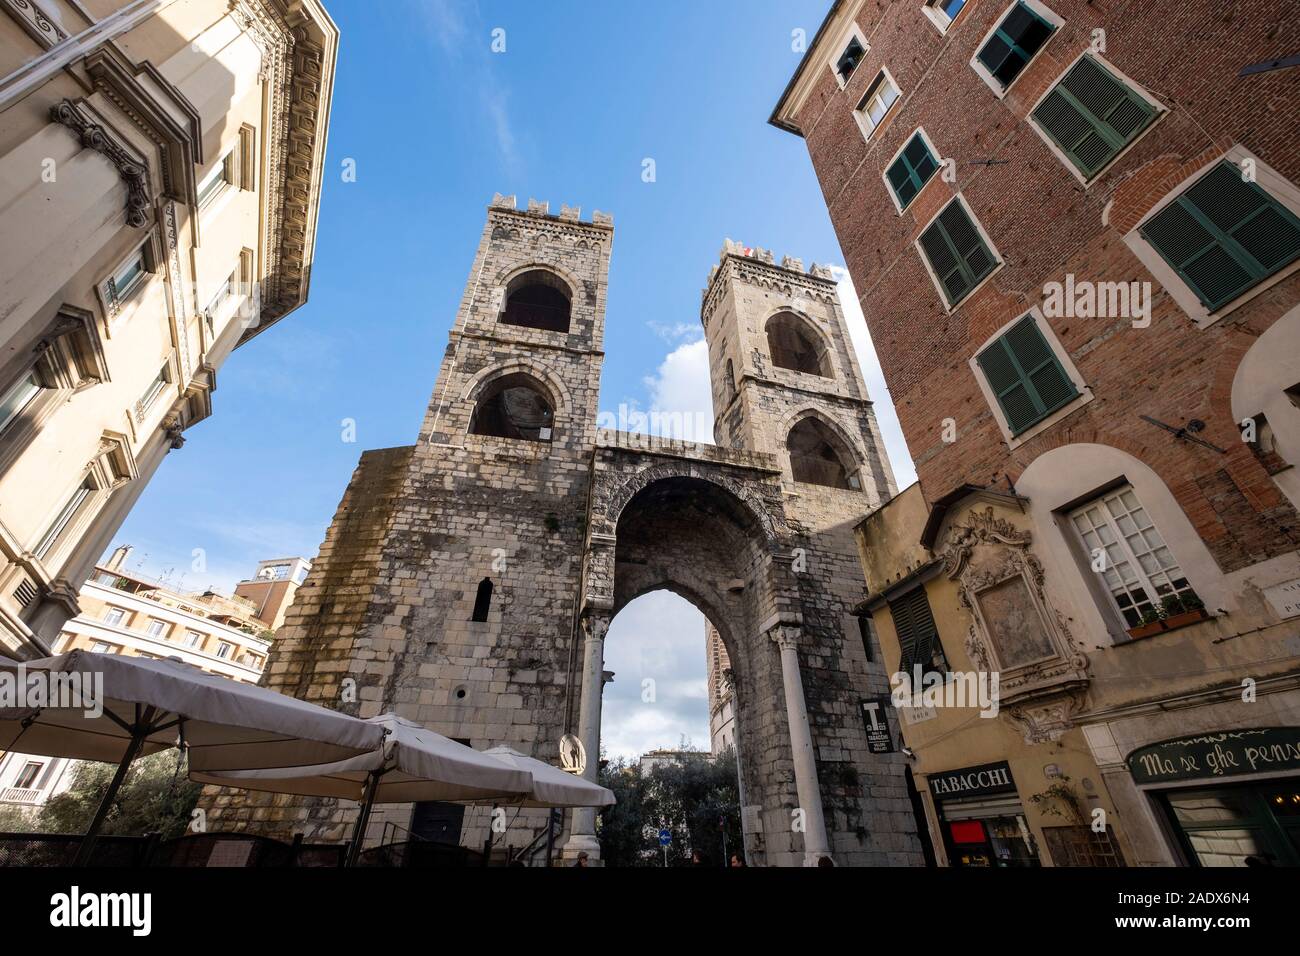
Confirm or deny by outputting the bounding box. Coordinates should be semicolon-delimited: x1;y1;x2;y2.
1128;728;1300;784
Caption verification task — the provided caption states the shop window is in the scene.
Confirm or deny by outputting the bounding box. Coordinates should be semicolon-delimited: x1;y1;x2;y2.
766;312;831;377
469;373;555;442
1031;56;1158;180
500;270;572;333
975;313;1079;435
1163;782;1300;867
1067;484;1200;631
974;2;1057;90
918;198;998;307
787;418;859;490
887;585;949;678
1139;161;1300;312
886;132;939;210
1041;825;1126;866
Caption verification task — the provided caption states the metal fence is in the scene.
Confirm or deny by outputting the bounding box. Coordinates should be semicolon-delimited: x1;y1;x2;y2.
0;831;344;868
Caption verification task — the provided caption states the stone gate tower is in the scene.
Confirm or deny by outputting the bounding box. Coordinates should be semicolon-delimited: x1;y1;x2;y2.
202;199;925;867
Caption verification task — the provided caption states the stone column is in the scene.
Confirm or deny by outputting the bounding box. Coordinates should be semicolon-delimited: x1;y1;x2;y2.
771;625;832;866
563;610;610;861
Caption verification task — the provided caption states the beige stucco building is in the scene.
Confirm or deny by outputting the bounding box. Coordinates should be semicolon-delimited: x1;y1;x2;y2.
232;555;310;631
856;483;1131;867
0;544;271;813
0;0;337;661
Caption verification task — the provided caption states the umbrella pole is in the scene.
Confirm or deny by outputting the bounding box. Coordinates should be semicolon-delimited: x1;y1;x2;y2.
73;706;156;867
345;770;382;867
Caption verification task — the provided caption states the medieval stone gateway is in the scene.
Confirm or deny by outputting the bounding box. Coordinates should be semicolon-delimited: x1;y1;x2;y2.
200;196;924;866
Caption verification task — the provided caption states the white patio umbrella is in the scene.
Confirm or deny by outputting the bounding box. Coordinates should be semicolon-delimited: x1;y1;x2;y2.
191;713;535;865
0;650;385;865
482;746;615;808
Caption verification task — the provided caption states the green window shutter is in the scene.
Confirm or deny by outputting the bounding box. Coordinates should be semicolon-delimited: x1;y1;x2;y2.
886;134;939;209
889;587;939;674
1140;161;1300;310
919;200;997;306
977;314;1079;434
1032;56;1157;178
976;2;1055;88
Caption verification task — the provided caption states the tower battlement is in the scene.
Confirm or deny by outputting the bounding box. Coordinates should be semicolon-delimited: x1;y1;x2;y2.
489;192;613;227
703;238;837;301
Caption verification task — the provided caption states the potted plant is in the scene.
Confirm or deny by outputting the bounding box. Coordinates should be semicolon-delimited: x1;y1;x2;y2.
1162;592;1210;630
1127;606;1166;639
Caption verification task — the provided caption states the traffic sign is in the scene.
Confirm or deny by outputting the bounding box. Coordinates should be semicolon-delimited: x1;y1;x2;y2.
658;828;672;846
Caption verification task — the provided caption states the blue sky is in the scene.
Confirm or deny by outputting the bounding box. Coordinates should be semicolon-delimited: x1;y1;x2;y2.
113;0;916;758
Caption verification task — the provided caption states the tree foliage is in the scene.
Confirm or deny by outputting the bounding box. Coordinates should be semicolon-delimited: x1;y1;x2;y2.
32;752;202;840
597;745;742;867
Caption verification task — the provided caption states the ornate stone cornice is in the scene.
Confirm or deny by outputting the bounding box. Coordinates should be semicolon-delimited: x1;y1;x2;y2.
2;0;66;49
232;0;338;345
49;99;150;228
83;47;203;205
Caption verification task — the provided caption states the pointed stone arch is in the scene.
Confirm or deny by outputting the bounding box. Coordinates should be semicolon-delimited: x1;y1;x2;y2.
763;308;835;378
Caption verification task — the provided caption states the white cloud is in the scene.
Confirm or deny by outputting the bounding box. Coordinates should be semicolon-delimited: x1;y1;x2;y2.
601;590;711;762
640;338;714;444
834;268;918;488
646;320;701;343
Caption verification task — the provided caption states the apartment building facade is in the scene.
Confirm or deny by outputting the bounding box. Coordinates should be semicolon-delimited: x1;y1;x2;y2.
775;0;1300;865
0;547;270;813
0;0;337;661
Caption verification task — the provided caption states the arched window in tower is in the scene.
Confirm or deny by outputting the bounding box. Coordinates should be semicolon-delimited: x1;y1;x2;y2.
469;373;555;442
787;417;859;490
471;577;493;622
501;269;572;333
765;312;831;377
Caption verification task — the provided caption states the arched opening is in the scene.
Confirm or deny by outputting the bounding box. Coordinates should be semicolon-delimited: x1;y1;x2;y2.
469;373;555;442
1231;304;1300;512
786;417;858;490
598;589;744;867
598;474;793;865
765;312;831;377
501;269;572;333
471;577;493;622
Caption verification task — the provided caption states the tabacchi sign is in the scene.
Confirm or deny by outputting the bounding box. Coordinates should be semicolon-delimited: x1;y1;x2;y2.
928;761;1017;799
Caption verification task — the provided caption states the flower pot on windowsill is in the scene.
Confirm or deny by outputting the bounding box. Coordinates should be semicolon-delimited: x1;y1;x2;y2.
1162;608;1211;631
1126;621;1166;639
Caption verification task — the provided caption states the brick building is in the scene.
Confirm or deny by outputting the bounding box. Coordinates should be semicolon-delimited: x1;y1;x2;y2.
201;195;925;866
773;0;1300;865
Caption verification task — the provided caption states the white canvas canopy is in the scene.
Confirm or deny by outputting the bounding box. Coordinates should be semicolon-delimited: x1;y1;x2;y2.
192;713;535;864
0;651;383;770
482;746;615;808
0;650;386;864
